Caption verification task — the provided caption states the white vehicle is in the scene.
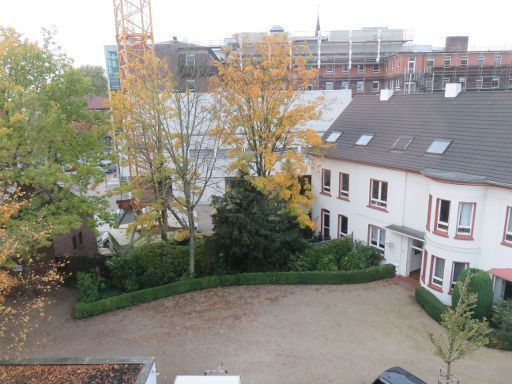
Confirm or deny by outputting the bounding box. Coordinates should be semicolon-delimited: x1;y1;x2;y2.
174;376;241;384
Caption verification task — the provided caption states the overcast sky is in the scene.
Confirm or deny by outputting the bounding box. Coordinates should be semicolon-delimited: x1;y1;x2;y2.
2;0;511;68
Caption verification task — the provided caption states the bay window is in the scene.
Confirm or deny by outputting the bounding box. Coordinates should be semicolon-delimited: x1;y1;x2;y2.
435;199;450;233
431;256;445;287
451;262;469;289
456;202;475;238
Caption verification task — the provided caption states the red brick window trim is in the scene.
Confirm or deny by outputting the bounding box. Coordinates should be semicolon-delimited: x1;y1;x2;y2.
455;202;476;240
338;172;350;200
321;169;331;195
433;198;450;237
502;206;512;247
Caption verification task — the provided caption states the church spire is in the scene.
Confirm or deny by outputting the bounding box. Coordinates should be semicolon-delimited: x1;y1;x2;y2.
315;12;321;37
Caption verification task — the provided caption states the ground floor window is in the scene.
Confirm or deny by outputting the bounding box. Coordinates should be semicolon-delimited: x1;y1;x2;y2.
431;256;445;287
369;225;385;251
451;262;469;289
338;215;348;237
321;209;330;240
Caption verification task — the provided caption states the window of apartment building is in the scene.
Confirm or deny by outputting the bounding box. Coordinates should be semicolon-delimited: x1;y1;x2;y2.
395;78;400;90
339;173;349;199
476;77;484;89
185;54;196;66
495;55;502;65
443;56;451;67
321;169;331;194
431;256;445;287
509;77;512;89
326;64;334;73
358;64;365;73
186;79;196;91
456;202;475;237
373;63;380;73
325;131;342;143
391;60;395;70
478;55;485;66
503;207;512;244
321;209;331;239
369;225;386;251
391;136;413;151
355;133;374;146
342;63;350;72
435;199;451;233
356;81;364;92
426;139;452;155
451;262;469;289
370;179;388;209
325;81;334;90
404;82;416;94
492;78;500;88
338;215;348;237
372;81;380;91
442;77;450;90
426;58;434;68
408;56;416;72
341;81;349;89
460;56;468;66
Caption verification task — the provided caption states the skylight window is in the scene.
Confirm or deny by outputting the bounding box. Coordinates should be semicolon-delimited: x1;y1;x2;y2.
426;139;452;155
325;131;342;143
355;134;375;146
391;136;413;151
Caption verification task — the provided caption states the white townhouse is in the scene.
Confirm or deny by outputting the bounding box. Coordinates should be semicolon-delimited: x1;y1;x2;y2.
311;85;512;305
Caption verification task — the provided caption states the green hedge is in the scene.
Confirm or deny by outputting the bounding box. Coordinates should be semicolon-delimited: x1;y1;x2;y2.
492;329;512;351
415;286;448;323
74;264;396;319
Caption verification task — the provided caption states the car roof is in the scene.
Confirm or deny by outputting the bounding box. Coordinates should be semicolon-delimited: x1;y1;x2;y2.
376;367;428;384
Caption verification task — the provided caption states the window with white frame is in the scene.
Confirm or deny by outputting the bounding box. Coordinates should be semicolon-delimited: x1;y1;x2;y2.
431;256;445;287
185;54;196;66
186;79;196;91
436;199;451;232
460;56;468;66
355;134;374;146
426;58;434;68
321;169;331;194
325;82;334;90
358;64;365;73
370;179;388;208
342;63;350;72
457;202;475;235
444;56;451;66
326;64;334;73
338;215;348;237
341;81;349;89
408;56;416;72
495;55;502;65
492;78;500;88
356;81;364;92
322;209;331;239
372;81;380;91
373;64;380;73
509;77;512;89
339;173;349;198
504;207;512;244
369;225;386;251
451;262;468;289
478;55;485;66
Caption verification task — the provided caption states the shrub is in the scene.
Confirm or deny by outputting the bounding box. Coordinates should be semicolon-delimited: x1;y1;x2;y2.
491;329;512;351
415;286;447;323
452;268;493;319
76;268;105;303
74;264;396;319
491;300;512;332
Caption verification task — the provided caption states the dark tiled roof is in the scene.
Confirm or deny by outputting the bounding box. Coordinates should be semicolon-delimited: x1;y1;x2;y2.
322;92;512;186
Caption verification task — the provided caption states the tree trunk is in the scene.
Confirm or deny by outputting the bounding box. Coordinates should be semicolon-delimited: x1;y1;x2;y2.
188;208;196;277
446;362;451;378
160;208;168;241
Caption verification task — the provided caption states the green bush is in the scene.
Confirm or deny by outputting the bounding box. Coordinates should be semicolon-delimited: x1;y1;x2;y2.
491;300;512;332
491;329;512;351
415;286;447;323
76;268;105;303
74;264;396;319
452;268;493;319
289;238;381;272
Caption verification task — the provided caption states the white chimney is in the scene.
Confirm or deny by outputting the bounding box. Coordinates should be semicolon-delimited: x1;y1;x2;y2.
380;89;394;101
445;83;462;98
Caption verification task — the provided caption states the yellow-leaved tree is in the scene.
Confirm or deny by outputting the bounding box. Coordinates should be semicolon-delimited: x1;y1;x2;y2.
211;33;325;228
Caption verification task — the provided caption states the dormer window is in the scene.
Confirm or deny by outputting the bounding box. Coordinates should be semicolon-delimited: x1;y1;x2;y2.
355;134;374;146
426;139;451;155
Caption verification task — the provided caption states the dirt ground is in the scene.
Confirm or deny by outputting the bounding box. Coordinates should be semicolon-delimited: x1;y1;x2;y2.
5;279;512;384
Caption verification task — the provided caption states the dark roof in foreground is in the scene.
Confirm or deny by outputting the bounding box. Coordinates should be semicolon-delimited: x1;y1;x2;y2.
321;91;512;186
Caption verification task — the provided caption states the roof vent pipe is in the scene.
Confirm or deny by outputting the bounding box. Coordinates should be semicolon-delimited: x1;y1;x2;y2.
380;89;394;101
445;83;462;98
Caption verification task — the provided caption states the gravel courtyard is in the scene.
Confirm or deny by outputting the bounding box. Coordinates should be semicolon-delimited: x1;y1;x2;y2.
10;279;512;384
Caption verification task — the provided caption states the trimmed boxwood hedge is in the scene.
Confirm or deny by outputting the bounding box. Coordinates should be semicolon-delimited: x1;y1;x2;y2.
74;263;396;319
414;286;447;323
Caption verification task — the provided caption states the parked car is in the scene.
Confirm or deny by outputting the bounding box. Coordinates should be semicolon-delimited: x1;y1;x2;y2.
373;367;427;384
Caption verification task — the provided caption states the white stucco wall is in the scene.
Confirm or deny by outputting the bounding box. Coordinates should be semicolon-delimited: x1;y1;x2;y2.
311;156;512;305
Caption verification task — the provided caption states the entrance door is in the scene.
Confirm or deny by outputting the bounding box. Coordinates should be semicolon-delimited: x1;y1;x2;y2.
408;239;423;280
